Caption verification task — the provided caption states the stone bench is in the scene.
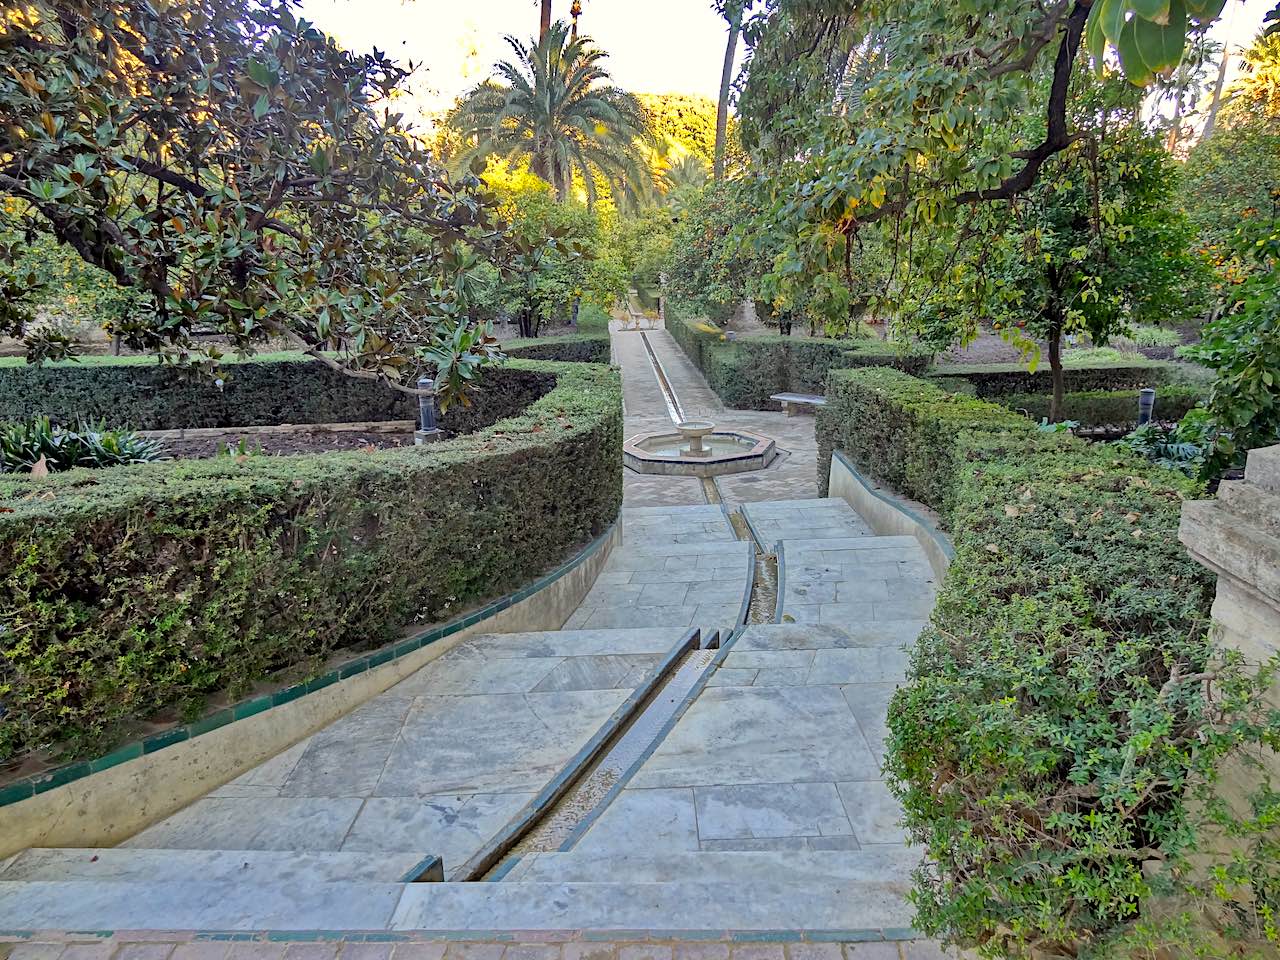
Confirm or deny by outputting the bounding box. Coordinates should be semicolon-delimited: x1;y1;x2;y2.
770;392;827;417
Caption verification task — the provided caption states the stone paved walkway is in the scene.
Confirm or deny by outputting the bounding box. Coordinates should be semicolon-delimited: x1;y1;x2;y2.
0;317;942;952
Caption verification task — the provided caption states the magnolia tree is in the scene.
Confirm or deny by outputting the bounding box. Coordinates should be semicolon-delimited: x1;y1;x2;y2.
1;0;509;406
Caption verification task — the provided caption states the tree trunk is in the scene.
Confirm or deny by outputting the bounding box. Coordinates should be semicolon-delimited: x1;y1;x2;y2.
713;4;742;182
1202;44;1231;141
1047;313;1065;423
540;0;552;41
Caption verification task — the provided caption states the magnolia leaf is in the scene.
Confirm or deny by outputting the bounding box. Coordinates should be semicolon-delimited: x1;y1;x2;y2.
1116;17;1156;85
1085;1;1110;74
1133;0;1188;75
1100;0;1129;44
1129;0;1171;25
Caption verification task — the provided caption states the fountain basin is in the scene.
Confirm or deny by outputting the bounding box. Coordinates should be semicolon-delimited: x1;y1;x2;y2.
624;426;777;477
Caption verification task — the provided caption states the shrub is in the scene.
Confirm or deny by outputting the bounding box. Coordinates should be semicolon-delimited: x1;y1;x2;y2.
0;417;167;473
0;359;622;765
930;359;1191;398
666;305;932;408
503;331;610;364
0;336;608;432
1000;385;1204;427
816;367;1274;957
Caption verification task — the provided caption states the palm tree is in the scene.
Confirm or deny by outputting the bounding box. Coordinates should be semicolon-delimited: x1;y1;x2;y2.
713;0;746;181
447;22;654;206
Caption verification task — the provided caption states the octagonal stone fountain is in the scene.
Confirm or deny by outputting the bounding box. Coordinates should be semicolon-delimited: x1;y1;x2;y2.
624;420;777;477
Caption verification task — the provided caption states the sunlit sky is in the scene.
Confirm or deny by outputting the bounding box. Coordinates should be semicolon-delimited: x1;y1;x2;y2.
295;0;743;124
295;0;1271;129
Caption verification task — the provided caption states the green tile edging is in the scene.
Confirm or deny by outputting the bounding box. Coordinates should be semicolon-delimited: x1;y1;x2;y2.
0;523;620;812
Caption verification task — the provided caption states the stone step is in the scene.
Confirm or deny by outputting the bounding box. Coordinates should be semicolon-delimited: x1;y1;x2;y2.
0;847;438;885
776;536;936;627
505;846;919;885
0;878;406;931
622;504;735;546
740;499;872;549
389;877;915;933
0;875;916;934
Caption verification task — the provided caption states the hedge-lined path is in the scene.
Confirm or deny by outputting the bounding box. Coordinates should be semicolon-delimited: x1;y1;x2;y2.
0;318;944;950
612;322;821;508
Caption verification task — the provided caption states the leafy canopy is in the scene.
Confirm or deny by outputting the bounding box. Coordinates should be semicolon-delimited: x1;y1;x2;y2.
1;0;508;406
446;21;654;207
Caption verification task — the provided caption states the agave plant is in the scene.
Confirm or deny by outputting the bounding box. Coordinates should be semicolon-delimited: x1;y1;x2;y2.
0;417;167;474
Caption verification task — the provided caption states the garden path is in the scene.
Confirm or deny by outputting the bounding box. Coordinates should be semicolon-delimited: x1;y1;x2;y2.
0;319;940;953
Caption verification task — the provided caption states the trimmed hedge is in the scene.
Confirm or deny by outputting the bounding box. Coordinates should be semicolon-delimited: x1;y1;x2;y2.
666;304;932;409
928;359;1191;398
0;336;610;431
817;367;1225;956
1001;385;1205;427
0;359;622;765
503;332;610;365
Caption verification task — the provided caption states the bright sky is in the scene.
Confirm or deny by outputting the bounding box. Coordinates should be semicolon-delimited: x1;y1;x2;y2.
295;0;739;125
295;0;1270;129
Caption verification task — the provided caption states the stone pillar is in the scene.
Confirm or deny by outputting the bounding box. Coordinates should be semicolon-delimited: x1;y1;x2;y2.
1178;444;1280;902
1180;444;1280;680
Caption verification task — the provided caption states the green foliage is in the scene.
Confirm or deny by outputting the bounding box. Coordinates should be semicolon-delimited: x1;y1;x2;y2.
667;305;930;408
2;0;508;407
1116;407;1216;475
1183;211;1280;471
0;417;166;473
609;207;676;306
816;367;1279;957
663;182;769;321
0;360;622;764
1114;325;1185;349
446;22;654;206
0;343;605;432
637;94;720;163
1001;385;1205;427
930;359;1189;398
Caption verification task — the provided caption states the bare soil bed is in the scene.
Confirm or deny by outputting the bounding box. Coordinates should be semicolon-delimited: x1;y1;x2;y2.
160;428;416;459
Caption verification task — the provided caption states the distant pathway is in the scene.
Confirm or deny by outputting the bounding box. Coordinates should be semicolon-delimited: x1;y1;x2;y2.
612;320;820;508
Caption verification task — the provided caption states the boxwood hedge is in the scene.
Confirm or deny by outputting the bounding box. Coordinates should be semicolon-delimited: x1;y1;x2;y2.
815;367;1263;957
1000;385;1205;427
929;359;1195;398
666;304;931;409
0;333;610;431
0;359;622;766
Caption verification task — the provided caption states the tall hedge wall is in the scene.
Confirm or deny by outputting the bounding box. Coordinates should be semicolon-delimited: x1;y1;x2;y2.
666;304;932;409
0;334;611;431
0;359;622;765
929;359;1193;398
816;367;1235;957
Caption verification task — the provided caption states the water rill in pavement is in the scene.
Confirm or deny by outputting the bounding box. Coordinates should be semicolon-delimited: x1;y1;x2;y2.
476;639;721;880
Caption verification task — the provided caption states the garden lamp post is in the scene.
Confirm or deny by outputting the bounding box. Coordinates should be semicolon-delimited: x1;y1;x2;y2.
1138;388;1156;426
415;376;442;445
